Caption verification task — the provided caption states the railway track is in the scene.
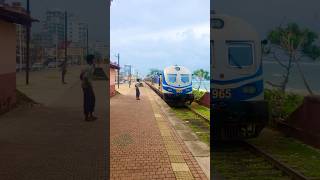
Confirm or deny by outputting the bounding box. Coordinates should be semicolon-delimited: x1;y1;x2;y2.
145;81;209;121
212;141;309;180
145;81;210;144
145;81;309;179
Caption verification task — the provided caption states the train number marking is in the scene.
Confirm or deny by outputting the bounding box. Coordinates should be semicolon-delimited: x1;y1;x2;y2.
212;88;231;99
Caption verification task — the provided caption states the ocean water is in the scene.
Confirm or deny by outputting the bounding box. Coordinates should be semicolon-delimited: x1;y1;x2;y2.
192;80;210;92
192;62;320;94
263;61;320;94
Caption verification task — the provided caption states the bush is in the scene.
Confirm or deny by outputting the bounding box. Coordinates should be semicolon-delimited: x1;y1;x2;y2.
192;89;206;101
264;89;304;124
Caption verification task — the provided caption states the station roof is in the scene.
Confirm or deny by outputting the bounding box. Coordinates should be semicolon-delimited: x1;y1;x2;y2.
0;6;38;26
110;62;120;70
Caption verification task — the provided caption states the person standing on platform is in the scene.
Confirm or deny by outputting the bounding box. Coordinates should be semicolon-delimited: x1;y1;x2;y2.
135;79;140;100
80;55;97;121
61;61;67;84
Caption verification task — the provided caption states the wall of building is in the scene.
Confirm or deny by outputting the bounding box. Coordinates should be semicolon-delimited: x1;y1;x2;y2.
0;20;17;113
198;92;210;108
110;68;117;97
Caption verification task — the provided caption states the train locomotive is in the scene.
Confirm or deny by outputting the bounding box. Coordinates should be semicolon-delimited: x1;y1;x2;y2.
150;65;194;106
211;12;268;140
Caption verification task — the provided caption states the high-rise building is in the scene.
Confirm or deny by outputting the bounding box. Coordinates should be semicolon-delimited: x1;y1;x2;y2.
90;41;108;59
42;10;65;47
41;10;88;48
39;10;88;60
123;64;132;76
67;13;88;47
16;24;26;70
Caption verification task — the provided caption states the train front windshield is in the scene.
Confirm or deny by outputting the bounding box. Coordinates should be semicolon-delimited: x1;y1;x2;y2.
227;42;254;68
180;74;190;83
168;74;177;83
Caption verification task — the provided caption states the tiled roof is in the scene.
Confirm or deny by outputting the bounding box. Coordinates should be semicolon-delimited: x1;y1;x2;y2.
110;62;120;69
0;6;38;26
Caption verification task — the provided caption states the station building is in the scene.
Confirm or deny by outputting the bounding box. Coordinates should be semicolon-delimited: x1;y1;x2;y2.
0;3;36;113
109;62;119;97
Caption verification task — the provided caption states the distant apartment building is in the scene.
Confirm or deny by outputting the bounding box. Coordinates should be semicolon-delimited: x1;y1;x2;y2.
67;13;88;48
39;10;88;61
123;65;132;77
42;10;65;47
90;41;108;59
16;24;26;70
121;65;138;81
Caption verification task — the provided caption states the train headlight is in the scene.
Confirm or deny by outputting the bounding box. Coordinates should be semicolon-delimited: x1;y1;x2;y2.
242;86;256;94
212;18;224;29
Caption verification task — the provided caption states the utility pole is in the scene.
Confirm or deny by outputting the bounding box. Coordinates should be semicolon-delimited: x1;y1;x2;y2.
61;11;68;84
86;28;89;56
19;25;23;72
115;53;120;88
64;11;67;64
26;0;30;85
55;26;58;68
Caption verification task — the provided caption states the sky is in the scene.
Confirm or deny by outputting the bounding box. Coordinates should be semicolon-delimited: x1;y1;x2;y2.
214;0;320;38
6;0;108;43
110;0;210;77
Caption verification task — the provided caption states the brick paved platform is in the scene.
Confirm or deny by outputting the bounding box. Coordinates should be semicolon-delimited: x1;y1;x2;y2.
110;84;208;179
0;68;108;180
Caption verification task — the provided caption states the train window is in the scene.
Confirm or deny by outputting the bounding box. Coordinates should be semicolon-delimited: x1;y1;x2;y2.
227;42;254;68
167;74;177;83
180;74;190;83
211;40;215;67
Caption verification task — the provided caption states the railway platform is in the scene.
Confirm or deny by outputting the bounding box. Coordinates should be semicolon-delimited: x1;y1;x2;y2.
0;67;107;179
110;84;208;179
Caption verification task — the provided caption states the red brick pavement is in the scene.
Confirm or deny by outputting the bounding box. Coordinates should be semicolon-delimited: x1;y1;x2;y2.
110;85;207;179
0;81;107;180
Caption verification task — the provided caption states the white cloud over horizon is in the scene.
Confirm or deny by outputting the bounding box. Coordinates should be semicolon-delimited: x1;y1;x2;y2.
110;0;210;76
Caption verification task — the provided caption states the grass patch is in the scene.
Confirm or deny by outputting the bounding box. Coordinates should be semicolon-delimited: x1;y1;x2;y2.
171;107;210;145
248;128;320;178
188;102;210;120
212;144;290;180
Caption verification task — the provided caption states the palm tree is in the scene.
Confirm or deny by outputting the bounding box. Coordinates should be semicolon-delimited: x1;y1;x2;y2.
193;69;209;91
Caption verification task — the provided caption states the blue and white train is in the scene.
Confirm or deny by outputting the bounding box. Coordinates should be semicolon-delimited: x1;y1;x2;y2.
151;65;194;106
211;12;268;140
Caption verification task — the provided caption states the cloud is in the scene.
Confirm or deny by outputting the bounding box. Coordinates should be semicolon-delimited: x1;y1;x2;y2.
111;23;209;45
110;24;209;74
110;0;210;76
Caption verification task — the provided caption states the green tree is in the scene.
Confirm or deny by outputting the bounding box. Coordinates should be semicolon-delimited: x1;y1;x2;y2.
264;23;320;94
147;68;162;78
193;69;209;91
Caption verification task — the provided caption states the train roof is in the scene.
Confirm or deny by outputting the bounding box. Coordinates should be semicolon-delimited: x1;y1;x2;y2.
211;14;260;41
164;65;191;74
